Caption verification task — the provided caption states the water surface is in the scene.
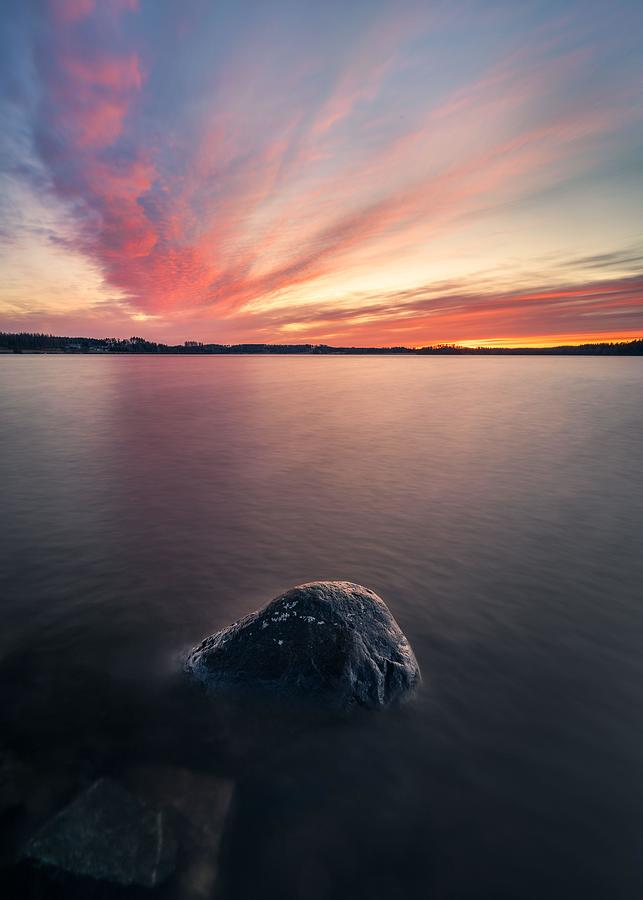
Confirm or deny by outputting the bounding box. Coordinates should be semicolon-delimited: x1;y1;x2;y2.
1;356;643;898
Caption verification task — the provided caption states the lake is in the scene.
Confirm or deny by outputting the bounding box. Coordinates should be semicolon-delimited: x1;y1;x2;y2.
1;356;643;899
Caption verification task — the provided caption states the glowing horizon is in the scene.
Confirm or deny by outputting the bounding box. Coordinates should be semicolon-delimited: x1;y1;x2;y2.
1;0;642;346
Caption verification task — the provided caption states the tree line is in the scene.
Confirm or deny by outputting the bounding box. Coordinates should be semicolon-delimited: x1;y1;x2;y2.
1;332;642;355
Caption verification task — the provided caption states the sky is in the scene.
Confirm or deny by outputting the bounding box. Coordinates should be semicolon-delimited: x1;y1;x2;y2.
1;0;642;347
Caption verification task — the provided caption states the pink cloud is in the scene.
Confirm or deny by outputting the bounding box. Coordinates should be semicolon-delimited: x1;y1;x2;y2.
49;0;95;24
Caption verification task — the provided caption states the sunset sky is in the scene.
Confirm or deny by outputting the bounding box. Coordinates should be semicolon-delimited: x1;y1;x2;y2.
1;0;642;347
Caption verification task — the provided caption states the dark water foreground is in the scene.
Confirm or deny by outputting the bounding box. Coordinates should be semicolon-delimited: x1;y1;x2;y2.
1;356;643;899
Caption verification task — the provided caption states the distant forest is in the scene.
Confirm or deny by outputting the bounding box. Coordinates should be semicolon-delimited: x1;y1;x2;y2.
1;332;642;356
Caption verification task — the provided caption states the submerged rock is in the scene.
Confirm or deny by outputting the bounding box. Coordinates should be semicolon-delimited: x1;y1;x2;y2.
186;581;420;709
122;764;234;899
23;777;176;888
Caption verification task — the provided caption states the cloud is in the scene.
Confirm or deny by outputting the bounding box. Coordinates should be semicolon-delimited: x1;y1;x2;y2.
2;0;643;343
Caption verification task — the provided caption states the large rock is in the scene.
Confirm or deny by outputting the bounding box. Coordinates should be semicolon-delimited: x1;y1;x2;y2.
22;777;176;888
186;581;420;709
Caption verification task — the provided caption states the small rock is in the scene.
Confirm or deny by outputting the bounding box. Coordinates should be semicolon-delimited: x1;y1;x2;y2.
186;581;420;709
22;777;176;888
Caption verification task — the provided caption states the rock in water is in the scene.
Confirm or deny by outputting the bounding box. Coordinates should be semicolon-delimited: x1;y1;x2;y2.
23;778;176;888
186;581;420;709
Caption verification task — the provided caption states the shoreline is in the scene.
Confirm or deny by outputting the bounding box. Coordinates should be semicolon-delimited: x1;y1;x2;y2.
3;348;643;357
2;334;643;358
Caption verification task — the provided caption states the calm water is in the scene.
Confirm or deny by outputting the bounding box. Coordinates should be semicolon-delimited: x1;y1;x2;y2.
1;356;643;899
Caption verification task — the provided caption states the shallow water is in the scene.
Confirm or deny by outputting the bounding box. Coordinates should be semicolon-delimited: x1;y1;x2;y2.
1;356;643;899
